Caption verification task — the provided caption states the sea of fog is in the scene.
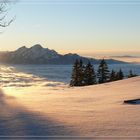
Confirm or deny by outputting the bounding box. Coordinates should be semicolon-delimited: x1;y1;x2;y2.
0;64;140;88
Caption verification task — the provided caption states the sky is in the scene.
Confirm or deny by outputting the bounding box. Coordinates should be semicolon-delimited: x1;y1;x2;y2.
0;0;140;58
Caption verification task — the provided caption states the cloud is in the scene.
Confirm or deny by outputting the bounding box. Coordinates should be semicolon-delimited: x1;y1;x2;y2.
111;55;140;58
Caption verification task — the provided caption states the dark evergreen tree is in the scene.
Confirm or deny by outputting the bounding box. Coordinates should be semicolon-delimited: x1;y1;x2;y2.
70;59;84;86
128;70;133;78
128;70;138;78
78;59;85;86
70;59;79;86
84;61;96;85
117;69;124;80
110;69;117;81
97;59;110;84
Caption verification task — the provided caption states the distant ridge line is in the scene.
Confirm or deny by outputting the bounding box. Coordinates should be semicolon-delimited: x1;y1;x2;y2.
0;44;127;64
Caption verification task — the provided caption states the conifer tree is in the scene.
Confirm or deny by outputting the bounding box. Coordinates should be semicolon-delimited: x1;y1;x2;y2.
128;70;133;78
70;59;79;86
117;69;124;80
78;59;85;86
97;59;110;84
84;61;96;85
110;69;117;81
70;59;84;86
128;70;138;78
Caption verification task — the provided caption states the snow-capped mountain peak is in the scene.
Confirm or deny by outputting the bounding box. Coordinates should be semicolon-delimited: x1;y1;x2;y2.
0;44;126;64
13;44;60;60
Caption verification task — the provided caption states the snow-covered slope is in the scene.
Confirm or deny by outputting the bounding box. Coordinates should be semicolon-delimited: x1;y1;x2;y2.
1;77;140;136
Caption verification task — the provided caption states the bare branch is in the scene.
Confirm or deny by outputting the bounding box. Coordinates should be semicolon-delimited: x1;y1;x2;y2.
0;0;15;28
0;16;15;27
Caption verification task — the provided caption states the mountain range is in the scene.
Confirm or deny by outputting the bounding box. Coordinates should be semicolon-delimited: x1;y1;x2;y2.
0;44;126;64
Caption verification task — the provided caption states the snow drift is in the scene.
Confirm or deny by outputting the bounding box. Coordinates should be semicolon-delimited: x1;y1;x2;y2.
1;76;140;136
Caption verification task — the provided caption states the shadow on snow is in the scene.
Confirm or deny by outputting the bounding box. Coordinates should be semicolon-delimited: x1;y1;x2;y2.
0;90;77;136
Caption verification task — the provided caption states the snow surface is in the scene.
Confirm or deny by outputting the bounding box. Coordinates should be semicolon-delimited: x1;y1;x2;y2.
1;76;140;136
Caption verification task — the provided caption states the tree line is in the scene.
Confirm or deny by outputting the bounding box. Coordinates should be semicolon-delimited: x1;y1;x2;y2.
70;59;138;87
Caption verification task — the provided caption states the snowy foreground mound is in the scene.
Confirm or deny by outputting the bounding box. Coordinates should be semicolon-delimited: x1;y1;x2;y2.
1;76;140;136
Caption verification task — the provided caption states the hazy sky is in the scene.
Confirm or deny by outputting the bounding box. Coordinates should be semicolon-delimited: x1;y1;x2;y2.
0;0;140;57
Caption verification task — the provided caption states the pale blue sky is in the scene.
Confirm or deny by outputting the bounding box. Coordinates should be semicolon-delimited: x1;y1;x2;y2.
0;0;140;57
